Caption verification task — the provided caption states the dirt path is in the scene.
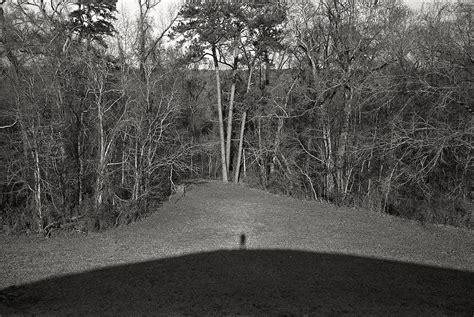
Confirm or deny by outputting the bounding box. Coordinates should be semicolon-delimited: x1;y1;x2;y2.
1;181;473;315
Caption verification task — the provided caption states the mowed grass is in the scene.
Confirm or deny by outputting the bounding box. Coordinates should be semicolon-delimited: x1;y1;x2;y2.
1;181;473;315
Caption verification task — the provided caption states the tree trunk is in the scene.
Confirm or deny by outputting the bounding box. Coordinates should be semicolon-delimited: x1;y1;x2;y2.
234;67;254;183
225;43;238;177
271;77;296;177
138;0;147;82
321;109;335;199
95;96;106;210
336;86;353;198
18;107;43;232
77;111;85;207
32;137;43;232
257;117;267;188
133;137;140;200
58;131;67;211
234;110;247;183
271;116;284;176
212;45;228;182
95;121;116;210
121;137;126;186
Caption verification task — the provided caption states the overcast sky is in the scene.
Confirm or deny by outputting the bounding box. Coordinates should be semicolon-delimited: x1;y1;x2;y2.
404;0;427;8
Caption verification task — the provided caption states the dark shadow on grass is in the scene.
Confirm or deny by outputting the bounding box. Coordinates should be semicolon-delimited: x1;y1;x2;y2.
1;250;473;316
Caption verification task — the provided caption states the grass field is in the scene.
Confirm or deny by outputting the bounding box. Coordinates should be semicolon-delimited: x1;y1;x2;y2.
1;181;473;315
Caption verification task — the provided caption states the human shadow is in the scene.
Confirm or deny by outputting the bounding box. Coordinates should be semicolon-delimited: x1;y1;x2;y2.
1;249;473;316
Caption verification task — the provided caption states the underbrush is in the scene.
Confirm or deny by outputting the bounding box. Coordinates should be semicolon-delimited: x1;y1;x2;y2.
245;172;473;230
386;197;473;229
0;197;162;236
84;198;157;232
0;206;35;235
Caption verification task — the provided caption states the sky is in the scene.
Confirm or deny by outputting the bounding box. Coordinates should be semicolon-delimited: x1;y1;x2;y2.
404;0;428;8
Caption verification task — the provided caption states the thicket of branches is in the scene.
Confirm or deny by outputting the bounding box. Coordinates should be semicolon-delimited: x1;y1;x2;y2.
0;0;472;235
0;0;191;234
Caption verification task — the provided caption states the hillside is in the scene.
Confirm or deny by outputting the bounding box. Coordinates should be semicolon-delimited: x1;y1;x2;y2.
1;181;473;315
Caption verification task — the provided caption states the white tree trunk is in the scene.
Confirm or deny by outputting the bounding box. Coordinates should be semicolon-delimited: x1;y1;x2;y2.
234;110;247;183
212;45;228;182
234;67;254;183
96;99;105;209
225;41;239;176
33;143;43;232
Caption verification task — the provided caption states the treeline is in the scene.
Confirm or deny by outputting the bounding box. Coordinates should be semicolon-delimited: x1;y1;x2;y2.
0;0;192;234
0;0;472;235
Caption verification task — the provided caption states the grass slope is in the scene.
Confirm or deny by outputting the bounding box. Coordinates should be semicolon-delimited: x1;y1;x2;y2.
1;181;473;315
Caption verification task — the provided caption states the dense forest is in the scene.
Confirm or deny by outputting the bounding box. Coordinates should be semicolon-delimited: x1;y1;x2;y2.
0;0;472;235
